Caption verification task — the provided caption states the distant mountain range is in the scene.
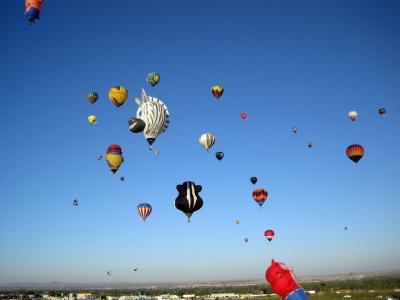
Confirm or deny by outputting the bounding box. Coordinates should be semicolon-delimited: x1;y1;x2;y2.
1;271;399;291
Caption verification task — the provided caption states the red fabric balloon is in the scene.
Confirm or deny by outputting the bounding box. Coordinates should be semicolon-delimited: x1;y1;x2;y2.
240;113;247;119
265;259;300;298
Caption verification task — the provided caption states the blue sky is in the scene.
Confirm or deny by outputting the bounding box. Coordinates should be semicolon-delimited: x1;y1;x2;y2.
0;0;399;284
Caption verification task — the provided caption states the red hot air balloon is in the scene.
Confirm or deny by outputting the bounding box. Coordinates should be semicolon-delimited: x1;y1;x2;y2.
240;113;247;120
346;144;365;164
137;203;152;222
264;229;275;241
252;188;268;208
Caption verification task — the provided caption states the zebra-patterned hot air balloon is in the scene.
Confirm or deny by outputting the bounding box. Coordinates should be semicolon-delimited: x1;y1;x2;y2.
175;181;203;222
135;89;169;150
137;203;152;222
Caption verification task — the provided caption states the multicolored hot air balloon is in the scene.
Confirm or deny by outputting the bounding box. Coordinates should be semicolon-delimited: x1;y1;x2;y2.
252;188;268;208
215;151;224;161
175;181;203;222
137;203;152;222
146;72;160;87
88;115;97;124
264;229;275;242
109;86;128;109
266;260;308;300
105;144;124;174
211;85;224;99
346;144;365;164
348;110;358;121
199;133;215;151
88;92;98;104
135;89;169;150
25;0;43;24
240;113;247;120
250;177;257;185
379;108;386;116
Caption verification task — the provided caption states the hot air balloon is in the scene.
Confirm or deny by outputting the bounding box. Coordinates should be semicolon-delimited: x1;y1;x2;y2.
175;181;203;222
307;142;313;149
155;149;159;155
133;268;138;271
348;110;358;121
128;117;146;133
266;260;308;300
346;144;364;164
252;188;268;208
264;229;275;242
235;220;240;224
250;177;257;185
379;108;386;116
240;113;247;120
88;92;98;104
216;151;224;161
137;203;152;222
97;155;102;160
106;271;112;276
88;115;97;124
120;176;125;181
135;89;169;150
211;85;224;99
146;72;160;87
105;144;124;174
292;127;298;134
344;226;348;231
109;86;128;109
25;0;43;24
199;133;215;151
244;238;249;243
73;199;79;206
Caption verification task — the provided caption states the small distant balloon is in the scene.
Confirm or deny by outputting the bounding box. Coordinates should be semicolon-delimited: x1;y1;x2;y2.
378;108;386;116
344;227;348;231
88;92;98;104
25;0;43;24
346;144;365;164
292;127;298;134
240;113;247;120
215;151;224;161
235;219;240;224
307;142;313;149
106;271;112;276
250;177;257;185
137;203;152;222
73;199;79;206
155;149;160;155
133;268;138;271
211;85;224;99
199;133;215;151
264;229;275;242
252;188;268;208
146;72;160;87
120;176;125;181
88;115;97;124
244;237;249;243
348;110;358;121
97;155;102;160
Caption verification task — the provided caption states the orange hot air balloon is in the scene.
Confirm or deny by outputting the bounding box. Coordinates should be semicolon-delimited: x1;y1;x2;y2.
25;0;43;24
346;144;365;164
252;188;268;208
264;229;275;242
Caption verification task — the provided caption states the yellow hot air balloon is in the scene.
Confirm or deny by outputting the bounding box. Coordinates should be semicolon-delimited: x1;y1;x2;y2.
105;144;124;174
109;86;128;109
88;115;97;124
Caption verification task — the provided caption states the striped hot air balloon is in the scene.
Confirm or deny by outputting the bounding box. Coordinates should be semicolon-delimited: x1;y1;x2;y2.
346;144;365;164
105;144;124;174
175;181;203;222
252;188;268;208
199;133;215;151
109;86;128;109
137;203;152;222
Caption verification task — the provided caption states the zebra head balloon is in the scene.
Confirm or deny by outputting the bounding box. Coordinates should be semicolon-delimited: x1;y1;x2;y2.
135;89;170;150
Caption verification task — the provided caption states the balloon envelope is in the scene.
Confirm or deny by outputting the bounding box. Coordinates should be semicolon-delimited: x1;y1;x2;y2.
264;229;275;241
211;85;224;99
199;133;215;151
88;115;97;124
215;151;224;160
137;203;152;221
88;92;98;104
348;110;358;121
109;86;128;108
146;72;160;87
250;177;257;185
252;188;268;207
346;144;364;163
